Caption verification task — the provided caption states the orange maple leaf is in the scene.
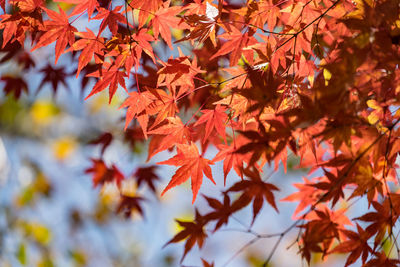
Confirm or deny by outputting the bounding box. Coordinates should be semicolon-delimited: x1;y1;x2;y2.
69;28;105;78
85;61;127;103
85;158;124;188
194;104;228;144
158;142;215;203
151;0;187;49
119;91;155;138
32;6;77;64
147;116;192;159
92;6;126;35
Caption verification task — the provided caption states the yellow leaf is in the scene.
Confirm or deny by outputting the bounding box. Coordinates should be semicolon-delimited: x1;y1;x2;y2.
16;243;27;265
323;69;332;86
366;99;381;110
52;137;77;160
308;75;314;87
88;91;121;113
21;222;52;245
367;112;379;125
30;100;59;125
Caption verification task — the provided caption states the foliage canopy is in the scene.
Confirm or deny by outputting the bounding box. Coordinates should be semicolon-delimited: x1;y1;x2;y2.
1;0;400;265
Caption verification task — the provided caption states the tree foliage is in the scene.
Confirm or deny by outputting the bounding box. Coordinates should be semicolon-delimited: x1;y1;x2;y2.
1;0;400;265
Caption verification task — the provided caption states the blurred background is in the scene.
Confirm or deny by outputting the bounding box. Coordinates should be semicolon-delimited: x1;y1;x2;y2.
0;88;351;267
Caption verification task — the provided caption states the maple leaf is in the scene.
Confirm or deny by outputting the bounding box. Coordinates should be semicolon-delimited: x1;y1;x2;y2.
147;116;192;160
37;64;68;94
228;167;279;223
16;51;36;70
133;166;160;193
92;6;126;35
68;28;105;78
177;7;218;46
85;61;127;103
54;0;99;18
158;142;215;203
116;194;145;218
151;0;187;49
164;209;207;262
201;258;214;267
123;126;146;151
128;0;163;28
1;0;44;46
312;169;346;206
147;88;179;129
0;42;22;64
31;6;77;64
299;206;353;259
10;0;44;12
203;194;239;231
157;48;204;93
0;14;21;48
281;177;325;218
194;104;228;144
364;252;400;267
235;129;272;167
0;0;5;12
88;132;113;156
119;91;156;138
116;28;155;73
355;199;399;247
212;143;244;185
209;27;257;66
329;224;373;266
1;75;28;99
85;158;124;188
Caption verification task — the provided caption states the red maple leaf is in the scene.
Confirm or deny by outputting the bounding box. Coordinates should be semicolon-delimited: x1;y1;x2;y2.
209;27;257;66
147;116;192;160
1;75;28;99
158;142;215;203
228;167;279;223
88;132;113;156
157;49;204;93
68;28;105;78
116;194;145;218
281;177;325;218
133;166;160;193
203;194;240;231
329;224;373;266
37;64;69;94
92;6;126;35
151;0;187;49
146;88;179;129
212;143;244;185
119;91;156;138
85;158;124;188
128;0;163;28
194;104;228;144
364;252;400;267
164;209;207;262
54;0;99;18
355;199;399;247
32;6;77;64
85;61;127;103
